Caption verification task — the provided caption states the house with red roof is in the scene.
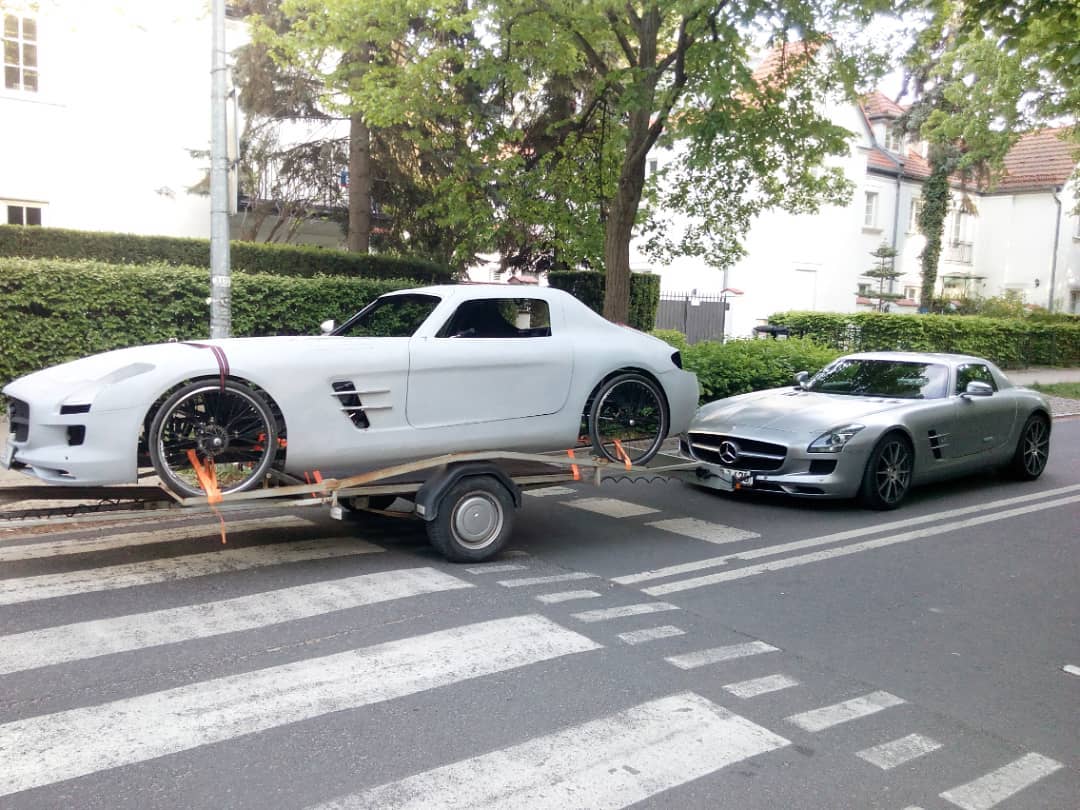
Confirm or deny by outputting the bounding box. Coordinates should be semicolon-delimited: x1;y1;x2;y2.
631;53;1080;338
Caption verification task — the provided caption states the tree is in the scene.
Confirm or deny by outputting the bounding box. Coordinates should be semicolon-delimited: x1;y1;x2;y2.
861;243;903;312
898;0;1079;306
268;0;890;322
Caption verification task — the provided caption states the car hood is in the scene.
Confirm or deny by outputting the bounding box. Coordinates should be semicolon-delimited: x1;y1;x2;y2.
691;388;915;434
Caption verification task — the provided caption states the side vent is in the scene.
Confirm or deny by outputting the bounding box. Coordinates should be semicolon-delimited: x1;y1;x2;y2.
331;381;370;429
927;429;949;460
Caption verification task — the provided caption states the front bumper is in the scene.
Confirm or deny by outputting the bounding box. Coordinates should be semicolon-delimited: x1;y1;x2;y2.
676;433;871;499
2;394;142;486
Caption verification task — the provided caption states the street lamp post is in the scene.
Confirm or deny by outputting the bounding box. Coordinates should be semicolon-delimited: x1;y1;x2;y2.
209;0;231;338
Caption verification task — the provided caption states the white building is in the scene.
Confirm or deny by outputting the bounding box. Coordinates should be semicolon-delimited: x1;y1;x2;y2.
633;81;1080;337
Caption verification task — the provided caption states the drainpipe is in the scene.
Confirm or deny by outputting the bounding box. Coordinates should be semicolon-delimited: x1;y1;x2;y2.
1048;188;1063;312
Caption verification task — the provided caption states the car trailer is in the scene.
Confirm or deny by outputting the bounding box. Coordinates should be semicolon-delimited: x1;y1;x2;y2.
0;449;703;562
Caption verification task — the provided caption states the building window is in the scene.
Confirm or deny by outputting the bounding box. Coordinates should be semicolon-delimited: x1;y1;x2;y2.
904;286;918;300
857;282;873;296
647;158;658;176
3;14;37;92
883;125;903;154
1069;290;1080;315
1074;216;1080;240
908;198;922;233
6;204;42;225
864;191;879;229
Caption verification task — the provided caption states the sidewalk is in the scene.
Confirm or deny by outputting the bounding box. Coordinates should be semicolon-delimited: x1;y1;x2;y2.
1004;367;1080;385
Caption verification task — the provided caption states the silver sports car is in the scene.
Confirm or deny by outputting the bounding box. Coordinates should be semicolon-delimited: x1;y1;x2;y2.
3;285;699;498
680;351;1052;509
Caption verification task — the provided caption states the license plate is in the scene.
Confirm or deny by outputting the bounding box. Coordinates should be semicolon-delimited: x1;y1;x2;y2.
695;465;753;491
1;441;14;469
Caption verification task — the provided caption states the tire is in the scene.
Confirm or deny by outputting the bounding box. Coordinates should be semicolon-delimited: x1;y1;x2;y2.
859;432;914;510
426;476;514;563
587;372;669;465
149;380;278;498
1008;414;1050;480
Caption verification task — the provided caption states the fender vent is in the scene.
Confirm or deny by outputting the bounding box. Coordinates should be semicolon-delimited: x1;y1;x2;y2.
927;429;949;460
331;381;369;429
8;398;29;442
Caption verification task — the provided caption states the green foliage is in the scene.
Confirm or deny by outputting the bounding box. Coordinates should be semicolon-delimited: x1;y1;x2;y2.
0;258;417;386
769;310;1080;368
0;225;455;283
681;338;842;402
546;271;659;331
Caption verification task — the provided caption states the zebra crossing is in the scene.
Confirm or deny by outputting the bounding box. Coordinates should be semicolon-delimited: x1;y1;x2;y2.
0;501;1072;808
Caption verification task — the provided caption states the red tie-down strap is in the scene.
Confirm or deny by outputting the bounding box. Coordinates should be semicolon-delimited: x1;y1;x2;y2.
183;342;230;391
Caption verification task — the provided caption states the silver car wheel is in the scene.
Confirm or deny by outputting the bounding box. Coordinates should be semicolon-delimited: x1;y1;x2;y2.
452;492;504;550
860;433;913;510
1011;415;1050;480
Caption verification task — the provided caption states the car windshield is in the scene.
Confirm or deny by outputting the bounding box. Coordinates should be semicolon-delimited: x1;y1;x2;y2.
332;294;441;338
808;359;949;399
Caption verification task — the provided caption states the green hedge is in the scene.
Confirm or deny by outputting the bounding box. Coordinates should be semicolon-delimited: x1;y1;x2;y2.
0;258;418;386
547;270;660;331
767;311;1080;368
0;225;455;283
652;332;841;401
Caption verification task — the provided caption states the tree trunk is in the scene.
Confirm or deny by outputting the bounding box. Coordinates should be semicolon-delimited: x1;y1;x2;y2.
347;111;372;253
918;154;950;308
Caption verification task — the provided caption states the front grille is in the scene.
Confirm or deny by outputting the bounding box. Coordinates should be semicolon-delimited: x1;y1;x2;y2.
8;398;30;442
688;432;786;471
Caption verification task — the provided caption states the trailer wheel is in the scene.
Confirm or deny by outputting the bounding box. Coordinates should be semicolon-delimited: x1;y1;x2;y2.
426;476;514;563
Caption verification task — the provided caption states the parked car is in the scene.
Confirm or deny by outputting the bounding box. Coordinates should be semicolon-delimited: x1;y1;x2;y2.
679;351;1051;509
2;285;698;498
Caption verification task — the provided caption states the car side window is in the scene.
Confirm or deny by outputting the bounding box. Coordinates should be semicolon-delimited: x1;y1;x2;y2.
955;363;996;394
438;298;552;339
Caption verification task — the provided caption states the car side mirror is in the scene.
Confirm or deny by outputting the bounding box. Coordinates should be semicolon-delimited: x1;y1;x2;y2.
963;380;993;398
794;371;809;390
320;319;335;335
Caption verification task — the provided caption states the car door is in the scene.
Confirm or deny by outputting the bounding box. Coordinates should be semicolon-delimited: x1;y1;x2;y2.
406;295;574;429
951;362;1018;457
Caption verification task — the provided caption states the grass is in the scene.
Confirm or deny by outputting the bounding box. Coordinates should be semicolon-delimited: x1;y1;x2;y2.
1029;382;1080;399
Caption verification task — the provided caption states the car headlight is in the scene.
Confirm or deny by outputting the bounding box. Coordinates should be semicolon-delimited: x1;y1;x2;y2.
808;424;865;453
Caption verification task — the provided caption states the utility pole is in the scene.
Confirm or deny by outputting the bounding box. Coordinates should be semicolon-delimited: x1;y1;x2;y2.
209;0;231;338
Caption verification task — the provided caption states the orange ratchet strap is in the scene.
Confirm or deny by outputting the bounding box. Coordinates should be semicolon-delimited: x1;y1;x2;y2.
611;439;633;471
186;449;228;544
565;448;581;481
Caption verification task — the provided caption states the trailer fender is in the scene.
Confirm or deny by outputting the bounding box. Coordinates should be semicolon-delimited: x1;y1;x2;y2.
414;462;522;522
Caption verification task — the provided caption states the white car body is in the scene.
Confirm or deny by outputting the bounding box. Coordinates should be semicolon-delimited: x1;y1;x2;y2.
3;285;698;486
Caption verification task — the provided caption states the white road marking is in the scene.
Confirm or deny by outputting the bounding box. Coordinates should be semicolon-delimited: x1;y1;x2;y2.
614;483;1080;586
535;590;602;604
723;673;799;699
786;691;905;732
0;539;382;607
524;486;578;498
1062;664;1080;677
563;497;660;518
464;563;527;574
0;614;600;797
646;518;759;545
665;641;779;670
0;568;472;675
643;495;1080;595
309;692;790;810
571;602;680;623
0;515;317;562
855;733;942;770
498;572;598;588
618;625;685;645
939;753;1064;810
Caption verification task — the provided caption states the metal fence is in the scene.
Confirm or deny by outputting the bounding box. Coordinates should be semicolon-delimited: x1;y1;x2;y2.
654;292;728;344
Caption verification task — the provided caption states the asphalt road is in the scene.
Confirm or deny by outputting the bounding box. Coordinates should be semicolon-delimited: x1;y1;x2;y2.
0;420;1077;809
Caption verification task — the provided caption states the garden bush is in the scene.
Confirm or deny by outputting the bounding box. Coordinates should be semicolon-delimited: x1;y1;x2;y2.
547;270;660;331
651;331;841;401
0;224;455;283
768;311;1080;368
0;257;418;386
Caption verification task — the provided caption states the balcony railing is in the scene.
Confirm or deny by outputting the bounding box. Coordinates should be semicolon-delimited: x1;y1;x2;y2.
944;240;973;264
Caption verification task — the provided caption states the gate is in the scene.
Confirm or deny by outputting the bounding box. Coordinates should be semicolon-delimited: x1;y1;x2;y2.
655;292;728;344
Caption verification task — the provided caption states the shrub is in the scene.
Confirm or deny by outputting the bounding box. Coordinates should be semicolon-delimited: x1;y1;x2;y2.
650;331;841;401
0;224;455;283
547;270;660;331
769;310;1080;368
0;258;419;386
